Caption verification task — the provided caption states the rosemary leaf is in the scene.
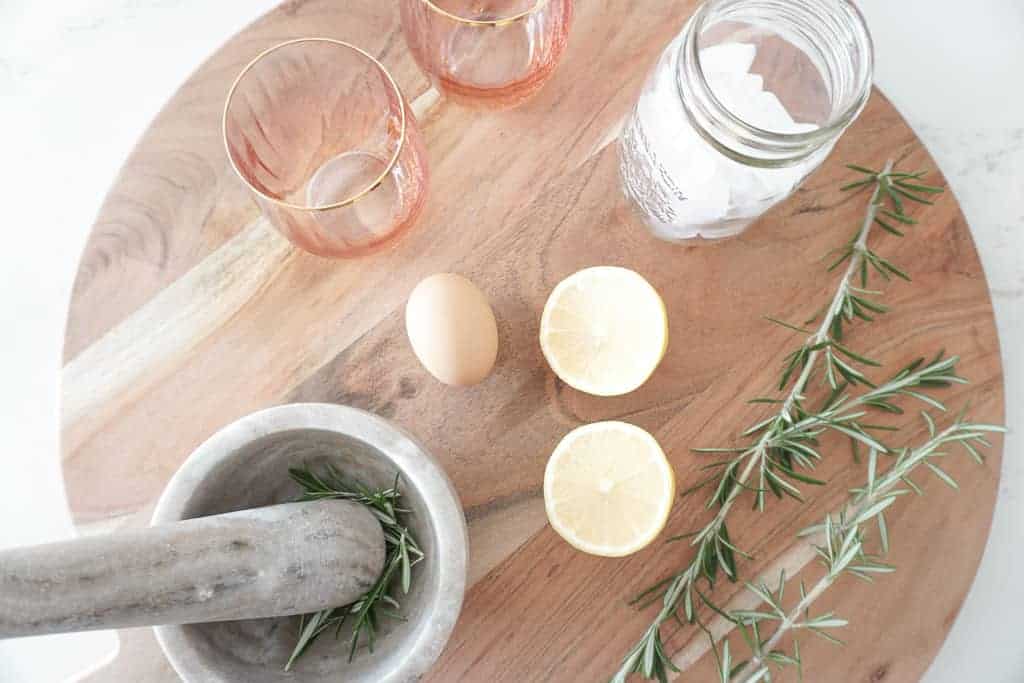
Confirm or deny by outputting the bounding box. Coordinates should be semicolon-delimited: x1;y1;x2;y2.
284;465;422;671
729;417;1002;682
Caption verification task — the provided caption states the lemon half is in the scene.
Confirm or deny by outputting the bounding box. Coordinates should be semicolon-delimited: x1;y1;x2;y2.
544;421;675;557
540;266;668;396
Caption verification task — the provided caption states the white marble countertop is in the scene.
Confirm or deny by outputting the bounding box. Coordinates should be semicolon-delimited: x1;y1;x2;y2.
1;1;1021;681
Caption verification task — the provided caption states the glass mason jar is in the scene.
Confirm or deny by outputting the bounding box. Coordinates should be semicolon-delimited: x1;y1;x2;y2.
620;0;873;241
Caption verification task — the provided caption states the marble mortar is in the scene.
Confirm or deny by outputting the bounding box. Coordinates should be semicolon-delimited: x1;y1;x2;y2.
152;403;468;683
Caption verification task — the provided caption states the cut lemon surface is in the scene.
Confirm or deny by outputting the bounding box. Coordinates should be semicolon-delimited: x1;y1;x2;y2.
540;266;668;396
544;421;675;557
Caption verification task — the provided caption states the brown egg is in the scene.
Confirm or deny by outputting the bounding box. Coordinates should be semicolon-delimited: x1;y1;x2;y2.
405;273;499;386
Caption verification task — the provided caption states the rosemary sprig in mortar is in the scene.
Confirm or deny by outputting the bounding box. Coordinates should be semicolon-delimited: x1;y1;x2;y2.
613;162;947;682
725;412;1003;682
284;464;423;671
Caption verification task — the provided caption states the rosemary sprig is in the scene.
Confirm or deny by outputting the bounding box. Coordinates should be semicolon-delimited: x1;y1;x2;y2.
284;464;424;671
728;413;1004;682
613;162;947;682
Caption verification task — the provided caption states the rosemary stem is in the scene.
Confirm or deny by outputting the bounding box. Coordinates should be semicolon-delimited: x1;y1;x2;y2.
733;423;959;682
614;160;951;683
702;157;896;540
782;157;888;414
735;571;832;683
775;159;887;417
770;359;948;444
638;161;898;662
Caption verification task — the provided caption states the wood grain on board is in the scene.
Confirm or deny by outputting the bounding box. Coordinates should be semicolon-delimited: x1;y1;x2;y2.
62;0;1004;681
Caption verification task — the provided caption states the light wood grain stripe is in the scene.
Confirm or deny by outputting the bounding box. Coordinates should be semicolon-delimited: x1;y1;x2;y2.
62;220;293;434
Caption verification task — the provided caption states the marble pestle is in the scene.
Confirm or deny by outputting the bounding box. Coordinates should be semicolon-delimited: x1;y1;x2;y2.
0;499;385;638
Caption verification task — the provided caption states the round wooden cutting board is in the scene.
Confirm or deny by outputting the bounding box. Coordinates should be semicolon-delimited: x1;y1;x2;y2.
60;1;1004;681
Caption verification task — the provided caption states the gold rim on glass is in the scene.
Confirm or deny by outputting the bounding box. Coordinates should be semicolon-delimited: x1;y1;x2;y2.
222;37;408;213
419;0;551;27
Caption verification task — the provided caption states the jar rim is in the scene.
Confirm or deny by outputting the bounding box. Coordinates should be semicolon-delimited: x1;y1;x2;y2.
679;0;874;165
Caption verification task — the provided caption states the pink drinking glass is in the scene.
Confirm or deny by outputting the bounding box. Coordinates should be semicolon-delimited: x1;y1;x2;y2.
223;39;429;258
399;0;574;109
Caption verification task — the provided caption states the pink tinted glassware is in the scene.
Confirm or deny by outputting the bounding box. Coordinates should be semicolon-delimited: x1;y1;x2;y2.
399;0;574;109
223;39;429;258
